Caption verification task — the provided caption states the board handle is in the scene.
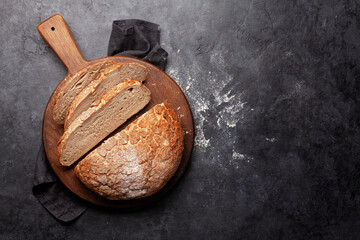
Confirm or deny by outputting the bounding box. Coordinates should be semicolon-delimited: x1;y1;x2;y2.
38;14;88;75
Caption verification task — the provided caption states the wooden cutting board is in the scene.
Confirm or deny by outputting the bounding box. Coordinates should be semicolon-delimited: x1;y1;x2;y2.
39;14;194;208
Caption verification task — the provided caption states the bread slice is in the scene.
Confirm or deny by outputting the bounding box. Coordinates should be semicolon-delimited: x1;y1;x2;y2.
53;60;116;124
75;102;184;200
64;62;148;129
58;79;151;167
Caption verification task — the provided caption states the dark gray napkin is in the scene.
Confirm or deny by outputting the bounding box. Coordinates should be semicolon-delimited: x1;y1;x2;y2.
108;19;168;70
33;19;168;223
32;144;88;223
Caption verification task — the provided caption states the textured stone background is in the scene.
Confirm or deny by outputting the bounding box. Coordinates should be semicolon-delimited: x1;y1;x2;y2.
1;0;360;239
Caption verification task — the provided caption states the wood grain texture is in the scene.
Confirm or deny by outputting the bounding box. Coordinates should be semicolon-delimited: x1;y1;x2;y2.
40;15;194;208
38;14;88;75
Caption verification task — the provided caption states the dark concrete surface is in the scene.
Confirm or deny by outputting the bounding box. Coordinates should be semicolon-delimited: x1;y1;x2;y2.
1;0;360;239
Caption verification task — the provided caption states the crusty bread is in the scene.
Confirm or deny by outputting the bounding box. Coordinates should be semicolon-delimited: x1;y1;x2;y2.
64;62;148;129
53;61;116;124
58;80;151;167
75;102;184;200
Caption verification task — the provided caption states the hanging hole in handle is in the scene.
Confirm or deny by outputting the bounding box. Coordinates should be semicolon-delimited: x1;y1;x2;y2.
51;27;55;31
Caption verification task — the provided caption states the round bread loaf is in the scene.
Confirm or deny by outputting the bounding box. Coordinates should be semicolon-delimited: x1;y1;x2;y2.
74;102;184;200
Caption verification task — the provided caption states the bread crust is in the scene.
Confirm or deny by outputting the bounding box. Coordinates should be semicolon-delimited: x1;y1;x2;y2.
58;80;151;167
64;62;148;129
53;60;117;124
74;102;184;200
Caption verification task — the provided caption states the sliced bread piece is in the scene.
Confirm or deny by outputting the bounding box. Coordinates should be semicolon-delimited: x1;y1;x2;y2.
53;60;116;124
64;62;148;129
58;79;151;167
75;102;184;200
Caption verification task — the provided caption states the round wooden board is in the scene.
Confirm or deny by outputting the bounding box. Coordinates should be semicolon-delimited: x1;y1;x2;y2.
42;56;194;208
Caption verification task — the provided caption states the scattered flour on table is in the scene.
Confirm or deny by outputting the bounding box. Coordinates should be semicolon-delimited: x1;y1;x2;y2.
210;50;248;128
167;50;251;153
213;86;247;128
232;152;246;160
210;50;255;167
193;96;210;148
232;151;253;162
168;66;210;149
265;137;276;142
231;150;253;169
167;67;180;83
